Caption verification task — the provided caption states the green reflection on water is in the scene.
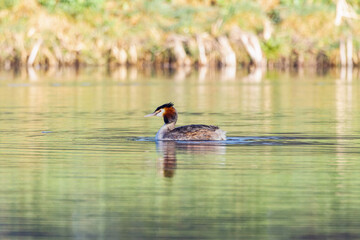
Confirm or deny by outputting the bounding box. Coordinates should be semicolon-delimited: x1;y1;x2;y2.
0;68;360;239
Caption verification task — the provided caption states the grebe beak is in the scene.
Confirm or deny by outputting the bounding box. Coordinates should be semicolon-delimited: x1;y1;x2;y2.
145;108;164;117
144;112;157;117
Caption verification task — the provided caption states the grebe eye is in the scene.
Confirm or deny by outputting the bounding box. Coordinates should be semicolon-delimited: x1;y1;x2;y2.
155;108;165;116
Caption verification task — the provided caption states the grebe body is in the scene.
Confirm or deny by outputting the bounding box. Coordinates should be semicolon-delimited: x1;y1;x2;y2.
145;103;226;141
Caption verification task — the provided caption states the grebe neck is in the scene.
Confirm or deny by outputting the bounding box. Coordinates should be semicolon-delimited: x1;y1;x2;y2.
156;122;176;140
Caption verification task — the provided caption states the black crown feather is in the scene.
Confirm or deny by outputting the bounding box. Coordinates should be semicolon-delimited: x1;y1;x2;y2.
155;102;174;112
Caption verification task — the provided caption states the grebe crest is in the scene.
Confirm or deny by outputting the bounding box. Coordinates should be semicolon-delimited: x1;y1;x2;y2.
145;102;226;141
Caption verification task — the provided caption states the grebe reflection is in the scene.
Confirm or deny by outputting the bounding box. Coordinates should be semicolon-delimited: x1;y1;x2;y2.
157;141;177;178
156;141;226;178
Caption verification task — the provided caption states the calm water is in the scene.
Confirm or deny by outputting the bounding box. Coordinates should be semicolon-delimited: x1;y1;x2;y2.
0;67;360;239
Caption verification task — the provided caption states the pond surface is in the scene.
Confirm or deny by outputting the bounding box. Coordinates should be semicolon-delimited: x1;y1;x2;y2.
0;67;360;239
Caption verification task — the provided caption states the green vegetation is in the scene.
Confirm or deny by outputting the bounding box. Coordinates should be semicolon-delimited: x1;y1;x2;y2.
0;0;359;68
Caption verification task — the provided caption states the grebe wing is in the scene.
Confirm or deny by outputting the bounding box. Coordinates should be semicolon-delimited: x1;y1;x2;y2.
164;124;222;140
172;124;219;132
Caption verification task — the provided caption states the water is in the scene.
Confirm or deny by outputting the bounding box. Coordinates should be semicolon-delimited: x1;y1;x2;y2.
0;68;360;239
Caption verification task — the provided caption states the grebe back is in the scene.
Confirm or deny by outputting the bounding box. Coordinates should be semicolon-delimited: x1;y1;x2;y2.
145;103;226;141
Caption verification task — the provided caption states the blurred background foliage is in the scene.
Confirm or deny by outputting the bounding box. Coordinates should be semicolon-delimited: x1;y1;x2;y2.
0;0;359;67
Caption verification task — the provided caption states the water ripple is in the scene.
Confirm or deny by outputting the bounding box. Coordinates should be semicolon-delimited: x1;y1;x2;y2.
134;136;336;146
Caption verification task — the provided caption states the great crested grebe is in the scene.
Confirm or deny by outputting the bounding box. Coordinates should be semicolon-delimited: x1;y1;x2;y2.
145;103;226;141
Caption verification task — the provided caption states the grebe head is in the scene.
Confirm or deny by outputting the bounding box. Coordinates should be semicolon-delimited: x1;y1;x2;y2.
145;102;178;124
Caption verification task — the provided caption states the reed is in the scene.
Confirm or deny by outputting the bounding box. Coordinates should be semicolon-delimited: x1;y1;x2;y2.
0;0;359;69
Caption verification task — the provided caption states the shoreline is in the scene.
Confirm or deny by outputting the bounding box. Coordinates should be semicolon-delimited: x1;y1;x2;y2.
1;64;359;83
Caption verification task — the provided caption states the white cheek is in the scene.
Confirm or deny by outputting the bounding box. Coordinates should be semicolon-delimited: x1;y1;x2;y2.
156;109;164;117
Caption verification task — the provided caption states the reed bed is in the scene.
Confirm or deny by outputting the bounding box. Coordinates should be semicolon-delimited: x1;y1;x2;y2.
0;0;359;69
